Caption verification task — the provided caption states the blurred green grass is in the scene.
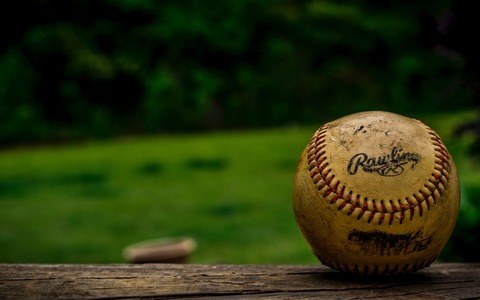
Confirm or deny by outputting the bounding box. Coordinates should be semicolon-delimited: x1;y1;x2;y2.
0;125;318;264
0;110;479;264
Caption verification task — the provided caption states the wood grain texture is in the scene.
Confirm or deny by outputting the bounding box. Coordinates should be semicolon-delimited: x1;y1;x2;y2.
1;263;479;299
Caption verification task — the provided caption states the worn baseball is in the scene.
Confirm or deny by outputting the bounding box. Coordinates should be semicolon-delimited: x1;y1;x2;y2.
293;111;460;275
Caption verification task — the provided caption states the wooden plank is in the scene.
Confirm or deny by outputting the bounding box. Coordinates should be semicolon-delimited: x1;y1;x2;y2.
1;263;479;299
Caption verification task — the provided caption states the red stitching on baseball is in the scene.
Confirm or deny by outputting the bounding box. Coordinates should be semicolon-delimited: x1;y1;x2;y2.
371;199;378;213
380;200;386;212
356;210;365;221
388;213;395;226
307;123;451;225
337;201;347;211
367;213;375;223
378;213;385;225
347;204;356;216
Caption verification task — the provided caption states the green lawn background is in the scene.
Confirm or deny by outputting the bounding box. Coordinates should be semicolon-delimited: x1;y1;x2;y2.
0;111;478;264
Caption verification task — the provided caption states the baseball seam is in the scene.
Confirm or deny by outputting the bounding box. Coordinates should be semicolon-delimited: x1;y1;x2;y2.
315;252;437;275
307;123;451;226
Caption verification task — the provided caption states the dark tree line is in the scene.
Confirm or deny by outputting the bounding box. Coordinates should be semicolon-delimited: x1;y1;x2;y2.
0;0;477;145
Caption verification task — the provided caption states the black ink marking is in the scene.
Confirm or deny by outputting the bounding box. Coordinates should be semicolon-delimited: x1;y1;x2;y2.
347;147;420;176
348;229;432;256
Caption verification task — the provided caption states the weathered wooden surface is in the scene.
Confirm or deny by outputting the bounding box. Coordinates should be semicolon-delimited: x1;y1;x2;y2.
1;263;479;299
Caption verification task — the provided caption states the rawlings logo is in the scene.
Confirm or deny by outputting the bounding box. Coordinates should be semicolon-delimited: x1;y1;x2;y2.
347;147;420;177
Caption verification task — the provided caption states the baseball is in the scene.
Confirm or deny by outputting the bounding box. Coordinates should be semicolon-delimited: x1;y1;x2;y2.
292;111;460;275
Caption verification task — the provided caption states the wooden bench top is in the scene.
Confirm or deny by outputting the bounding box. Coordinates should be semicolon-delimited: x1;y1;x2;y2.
1;263;479;299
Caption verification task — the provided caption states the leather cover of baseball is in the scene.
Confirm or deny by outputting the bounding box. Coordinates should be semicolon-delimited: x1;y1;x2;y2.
293;111;460;275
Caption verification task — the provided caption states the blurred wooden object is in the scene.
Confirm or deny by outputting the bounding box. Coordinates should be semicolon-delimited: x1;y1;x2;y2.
1;263;479;299
122;237;197;263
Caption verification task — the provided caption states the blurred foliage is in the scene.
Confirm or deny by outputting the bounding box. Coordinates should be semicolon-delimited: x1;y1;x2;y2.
0;0;477;145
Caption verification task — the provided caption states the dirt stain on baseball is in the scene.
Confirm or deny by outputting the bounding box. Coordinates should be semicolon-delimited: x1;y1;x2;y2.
347;229;433;256
353;125;368;135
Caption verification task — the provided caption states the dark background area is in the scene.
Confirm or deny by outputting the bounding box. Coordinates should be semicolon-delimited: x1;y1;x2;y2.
1;0;479;145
